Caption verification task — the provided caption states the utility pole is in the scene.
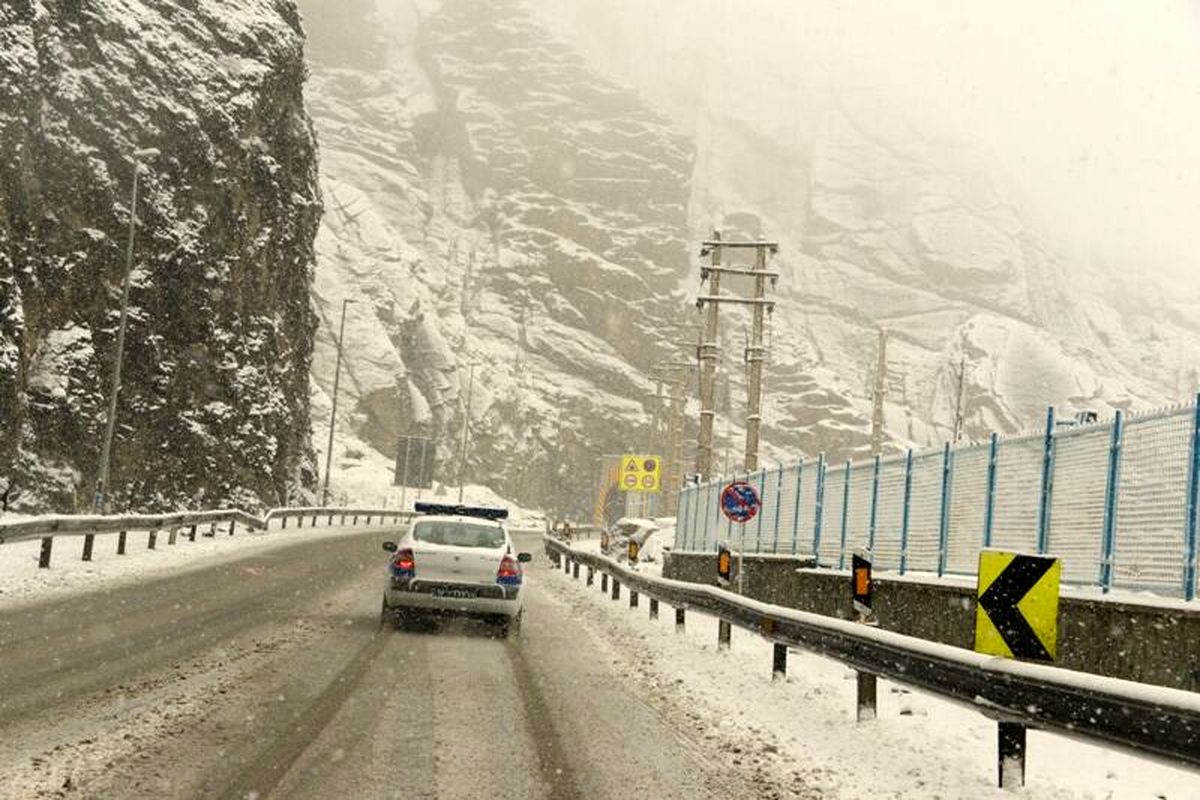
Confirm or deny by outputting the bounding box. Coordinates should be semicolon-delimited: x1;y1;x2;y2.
695;232;779;474
322;298;356;505
93;146;159;519
869;329;888;457
456;362;477;504
952;356;967;443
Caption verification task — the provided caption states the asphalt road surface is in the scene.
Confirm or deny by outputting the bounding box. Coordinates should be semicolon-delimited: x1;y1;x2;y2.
0;528;797;799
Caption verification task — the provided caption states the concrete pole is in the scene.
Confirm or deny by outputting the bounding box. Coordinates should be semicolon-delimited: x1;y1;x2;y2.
322;298;354;505
697;231;722;479
94;147;159;515
743;243;768;471
456;362;477;504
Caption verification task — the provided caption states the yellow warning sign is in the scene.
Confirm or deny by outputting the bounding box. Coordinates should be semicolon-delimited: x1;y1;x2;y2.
974;550;1060;661
618;454;661;493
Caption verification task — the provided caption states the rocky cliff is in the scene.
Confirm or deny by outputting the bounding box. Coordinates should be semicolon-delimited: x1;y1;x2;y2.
299;0;693;515
0;0;321;512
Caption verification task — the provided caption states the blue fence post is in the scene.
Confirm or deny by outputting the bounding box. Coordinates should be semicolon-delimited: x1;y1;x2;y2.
1099;410;1125;592
900;450;914;575
790;459;804;556
1037;406;1057;554
983;433;999;549
868;455;881;553
812;453;827;560
937;442;954;577
754;468;768;552
1184;397;1200;601
771;464;784;552
838;460;852;570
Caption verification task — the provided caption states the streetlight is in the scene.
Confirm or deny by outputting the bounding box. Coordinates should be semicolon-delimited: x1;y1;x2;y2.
457;362;478;504
92;146;159;522
321;298;355;506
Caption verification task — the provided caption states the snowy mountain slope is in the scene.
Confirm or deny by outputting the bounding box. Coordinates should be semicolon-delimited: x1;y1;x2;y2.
0;0;320;512
299;0;694;515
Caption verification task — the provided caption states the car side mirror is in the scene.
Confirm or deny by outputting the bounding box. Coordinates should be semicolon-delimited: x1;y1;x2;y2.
517;552;532;563
382;541;398;552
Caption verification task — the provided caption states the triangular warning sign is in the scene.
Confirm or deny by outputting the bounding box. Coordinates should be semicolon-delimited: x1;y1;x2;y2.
625;459;639;472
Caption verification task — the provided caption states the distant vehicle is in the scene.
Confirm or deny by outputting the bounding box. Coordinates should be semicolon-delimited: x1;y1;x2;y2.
380;502;531;636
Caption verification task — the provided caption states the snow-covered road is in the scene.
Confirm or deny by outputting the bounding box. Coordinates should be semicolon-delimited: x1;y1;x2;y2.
0;529;796;799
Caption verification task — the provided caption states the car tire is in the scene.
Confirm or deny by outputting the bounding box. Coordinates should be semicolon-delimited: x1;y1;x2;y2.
500;611;522;639
379;596;392;629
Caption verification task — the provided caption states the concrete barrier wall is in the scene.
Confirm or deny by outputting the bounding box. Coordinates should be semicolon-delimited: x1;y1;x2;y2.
663;551;1200;691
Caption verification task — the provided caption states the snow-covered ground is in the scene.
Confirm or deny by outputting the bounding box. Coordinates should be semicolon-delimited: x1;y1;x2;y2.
0;521;383;608
544;555;1200;799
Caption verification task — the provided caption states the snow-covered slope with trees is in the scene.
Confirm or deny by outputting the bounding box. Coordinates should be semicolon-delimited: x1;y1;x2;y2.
0;0;321;512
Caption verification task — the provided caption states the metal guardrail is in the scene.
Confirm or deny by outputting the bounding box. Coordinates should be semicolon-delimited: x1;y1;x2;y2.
544;536;1200;786
0;506;413;568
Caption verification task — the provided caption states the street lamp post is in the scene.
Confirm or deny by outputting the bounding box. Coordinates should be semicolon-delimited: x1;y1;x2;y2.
321;298;355;506
457;362;477;504
88;146;159;561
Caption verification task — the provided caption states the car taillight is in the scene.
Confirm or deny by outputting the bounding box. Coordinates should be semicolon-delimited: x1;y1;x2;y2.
391;548;415;578
497;554;522;586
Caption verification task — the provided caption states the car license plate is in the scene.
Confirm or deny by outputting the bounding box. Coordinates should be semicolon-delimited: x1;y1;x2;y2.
431;587;477;600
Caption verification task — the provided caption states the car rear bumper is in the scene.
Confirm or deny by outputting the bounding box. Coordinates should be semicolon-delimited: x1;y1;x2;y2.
384;580;523;618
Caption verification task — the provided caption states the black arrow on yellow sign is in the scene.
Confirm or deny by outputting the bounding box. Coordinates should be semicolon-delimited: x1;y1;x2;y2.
977;554;1056;661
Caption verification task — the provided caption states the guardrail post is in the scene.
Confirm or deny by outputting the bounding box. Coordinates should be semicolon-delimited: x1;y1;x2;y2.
837;460;852;570
611;578;621;601
856;672;877;722
39;537;53;568
997;721;1027;788
312;513;318;527
1100;410;1125;592
298;515;304;528
366;514;372;525
983;433;999;548
649;597;659;619
675;607;685;632
352;515;358;525
630;589;639;609
564;556;571;574
1037;406;1057;554
899;450;914;575
82;533;95;562
772;643;787;680
587;566;594;586
790;459;804;556
147;529;157;550
340;513;346;526
601;573;608;592
168;527;177;545
117;530;127;555
189;524;197;542
867;455;881;553
572;561;579;579
1184;396;1200;601
812;453;827;559
771;464;784;552
282;515;288;529
717;619;731;649
937;442;954;577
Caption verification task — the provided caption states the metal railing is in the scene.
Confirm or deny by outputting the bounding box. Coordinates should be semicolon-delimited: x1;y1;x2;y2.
0;506;413;568
545;536;1200;786
675;400;1200;600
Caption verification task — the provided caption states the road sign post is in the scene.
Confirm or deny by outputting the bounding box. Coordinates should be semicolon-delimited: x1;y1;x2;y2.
719;480;761;595
852;549;878;719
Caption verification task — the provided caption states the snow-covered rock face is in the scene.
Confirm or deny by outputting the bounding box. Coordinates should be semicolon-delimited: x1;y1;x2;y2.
0;1;321;512
300;0;693;516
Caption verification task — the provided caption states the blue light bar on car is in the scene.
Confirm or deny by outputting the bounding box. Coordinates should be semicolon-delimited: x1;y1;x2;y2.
413;502;509;520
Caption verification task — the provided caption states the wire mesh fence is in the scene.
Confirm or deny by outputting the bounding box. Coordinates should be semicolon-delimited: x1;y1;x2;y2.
672;402;1200;600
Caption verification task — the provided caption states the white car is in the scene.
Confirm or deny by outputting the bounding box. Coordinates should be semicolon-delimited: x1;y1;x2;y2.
380;503;531;636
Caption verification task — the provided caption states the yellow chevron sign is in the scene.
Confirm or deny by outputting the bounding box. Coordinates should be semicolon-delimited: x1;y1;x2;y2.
974;550;1061;661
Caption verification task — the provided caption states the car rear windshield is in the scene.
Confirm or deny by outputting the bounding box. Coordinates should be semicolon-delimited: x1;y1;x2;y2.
411;520;506;549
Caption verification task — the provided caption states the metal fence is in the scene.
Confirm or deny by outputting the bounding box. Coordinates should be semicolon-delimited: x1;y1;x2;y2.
674;402;1200;600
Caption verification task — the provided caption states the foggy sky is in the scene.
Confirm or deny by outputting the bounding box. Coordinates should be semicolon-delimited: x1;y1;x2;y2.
527;0;1200;290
